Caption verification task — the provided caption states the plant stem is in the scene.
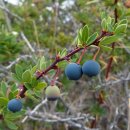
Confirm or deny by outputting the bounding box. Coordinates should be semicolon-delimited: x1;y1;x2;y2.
0;114;3;120
114;0;118;23
77;47;87;64
19;84;27;98
90;115;98;128
105;0;118;79
50;68;60;86
93;46;100;60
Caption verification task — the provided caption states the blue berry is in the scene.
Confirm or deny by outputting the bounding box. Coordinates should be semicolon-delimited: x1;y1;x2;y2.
7;99;22;112
82;60;100;77
65;63;82;80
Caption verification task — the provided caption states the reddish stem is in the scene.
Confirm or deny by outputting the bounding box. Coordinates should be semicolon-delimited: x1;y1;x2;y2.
51;68;60;86
0;114;3;120
77;47;87;64
90;116;98;128
19;84;27;98
93;47;100;61
114;0;118;23
105;0;118;79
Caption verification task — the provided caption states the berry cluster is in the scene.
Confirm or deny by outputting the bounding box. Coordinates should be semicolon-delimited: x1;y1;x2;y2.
65;60;100;80
44;60;100;101
7;60;100;112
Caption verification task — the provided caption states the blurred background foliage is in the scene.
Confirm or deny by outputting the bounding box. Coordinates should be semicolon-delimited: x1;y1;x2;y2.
0;0;130;130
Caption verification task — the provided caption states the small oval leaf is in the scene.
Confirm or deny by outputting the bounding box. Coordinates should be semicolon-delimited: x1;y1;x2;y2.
22;70;31;83
86;32;98;45
0;97;9;107
115;24;127;34
82;25;89;43
100;35;119;45
35;82;47;90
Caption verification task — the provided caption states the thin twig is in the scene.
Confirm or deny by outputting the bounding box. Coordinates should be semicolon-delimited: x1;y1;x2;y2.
22;98;48;123
5;55;33;70
20;32;35;53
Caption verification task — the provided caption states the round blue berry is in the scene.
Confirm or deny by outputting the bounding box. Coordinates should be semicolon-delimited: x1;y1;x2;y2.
65;63;82;80
82;60;100;77
7;99;22;113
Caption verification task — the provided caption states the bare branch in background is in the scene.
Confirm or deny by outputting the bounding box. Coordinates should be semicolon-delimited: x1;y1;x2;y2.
22;98;97;130
101;73;130;88
22;98;48;123
20;32;35;53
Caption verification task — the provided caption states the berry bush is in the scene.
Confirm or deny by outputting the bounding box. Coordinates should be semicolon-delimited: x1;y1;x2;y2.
0;0;130;130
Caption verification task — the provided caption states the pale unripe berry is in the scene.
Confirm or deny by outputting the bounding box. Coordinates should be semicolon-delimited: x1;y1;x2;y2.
45;85;60;101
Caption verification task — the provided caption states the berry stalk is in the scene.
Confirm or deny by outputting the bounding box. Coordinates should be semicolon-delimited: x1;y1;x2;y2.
77;47;87;64
93;46;100;61
51;68;60;86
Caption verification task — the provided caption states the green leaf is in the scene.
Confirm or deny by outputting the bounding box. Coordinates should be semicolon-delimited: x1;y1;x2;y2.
107;23;113;32
114;23;118;30
59;48;67;57
107;16;112;24
33;90;42;98
40;56;46;70
77;36;81;46
100;45;112;51
77;37;83;47
0;97;8;107
78;28;83;43
82;25;89;42
22;70;31;82
5;120;18;130
57;60;68;68
100;35;119;45
111;18;115;26
115;24;127;34
8;91;14;100
1;81;7;96
11;84;17;92
13;90;19;97
35;82;47;90
31;77;38;87
86;32;98;45
101;18;107;30
12;73;21;81
15;64;23;79
31;65;37;74
5;111;23;120
26;90;39;102
24;83;32;90
118;19;128;25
